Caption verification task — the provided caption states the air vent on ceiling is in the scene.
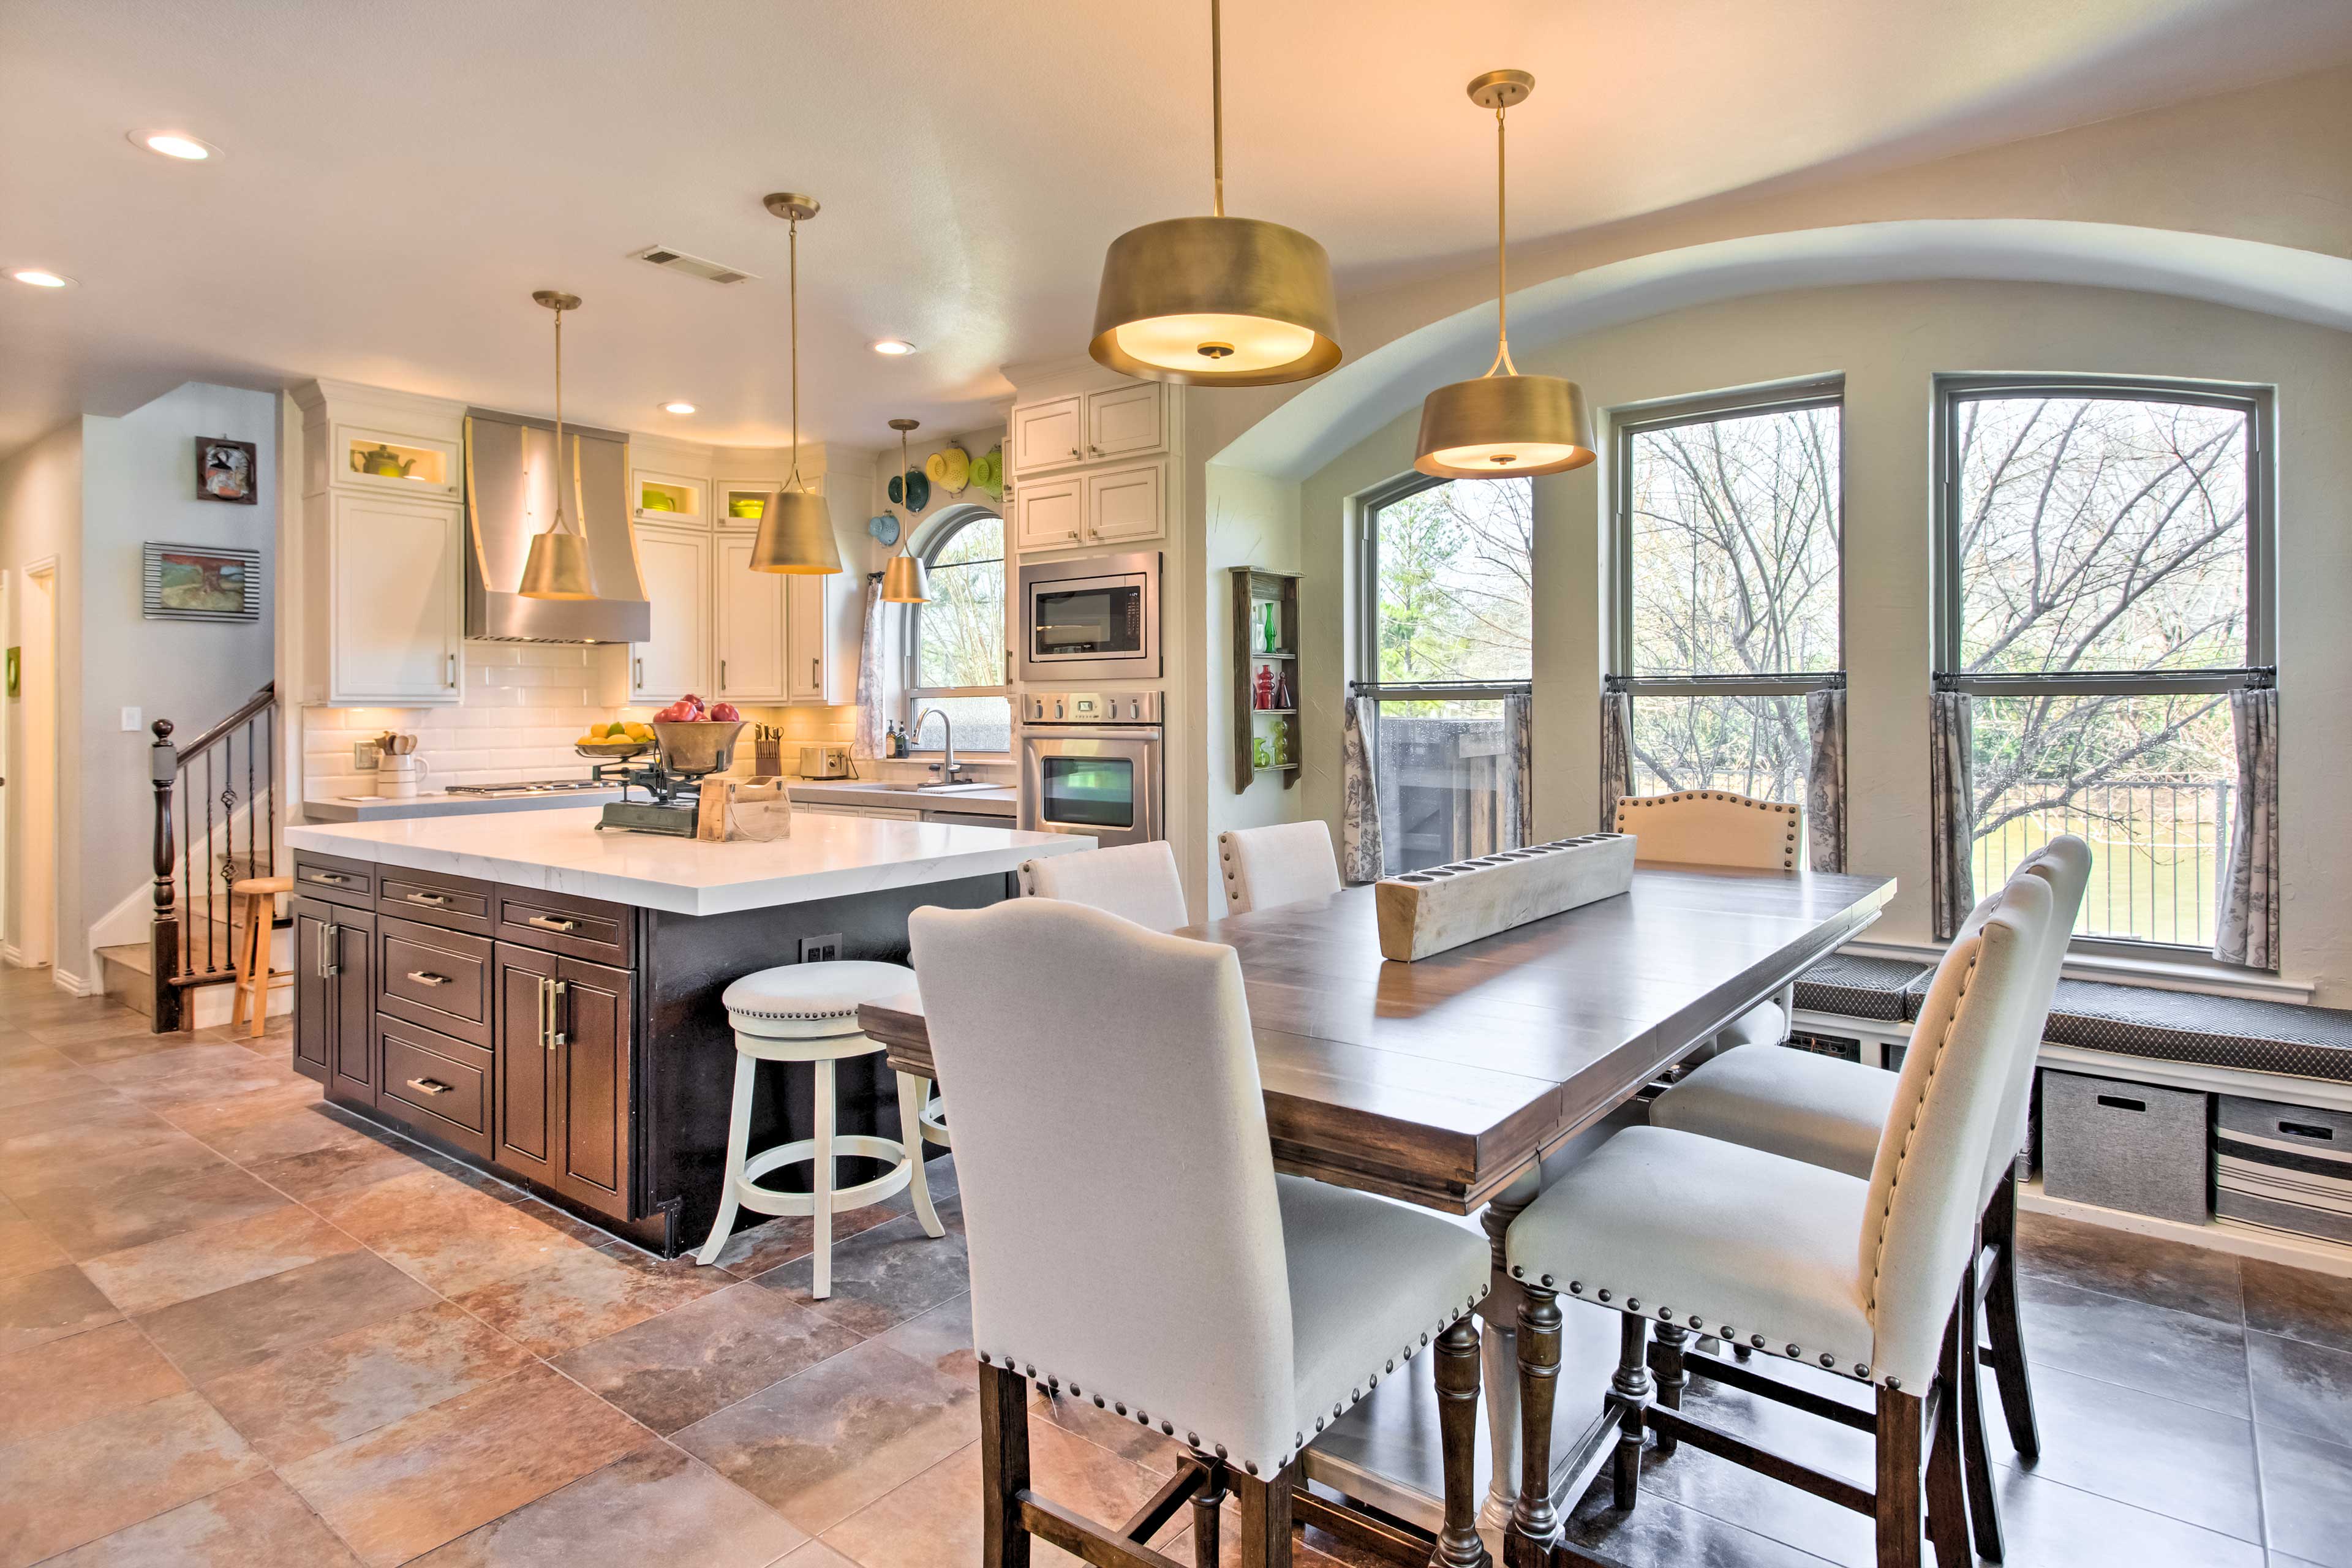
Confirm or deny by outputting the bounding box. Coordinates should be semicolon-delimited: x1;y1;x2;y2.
628;244;759;285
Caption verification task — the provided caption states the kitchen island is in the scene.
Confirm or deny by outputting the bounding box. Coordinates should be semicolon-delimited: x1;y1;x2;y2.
282;808;1085;1253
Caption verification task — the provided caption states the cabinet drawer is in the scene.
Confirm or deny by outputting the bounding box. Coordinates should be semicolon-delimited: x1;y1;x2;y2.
376;1017;492;1158
377;916;492;1046
293;853;375;910
379;870;494;937
494;886;633;966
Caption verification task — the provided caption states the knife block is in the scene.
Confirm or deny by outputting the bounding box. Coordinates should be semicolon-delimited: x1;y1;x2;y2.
1374;833;1636;962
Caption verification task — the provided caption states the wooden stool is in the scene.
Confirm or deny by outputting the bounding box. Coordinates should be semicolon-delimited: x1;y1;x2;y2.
228;875;293;1036
695;959;946;1294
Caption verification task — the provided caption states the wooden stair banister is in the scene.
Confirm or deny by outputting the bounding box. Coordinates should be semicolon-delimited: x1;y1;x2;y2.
146;682;278;1031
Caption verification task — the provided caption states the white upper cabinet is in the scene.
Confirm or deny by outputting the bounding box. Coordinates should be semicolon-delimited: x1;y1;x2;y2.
325;492;465;704
1085;460;1165;544
633;469;709;528
1084;382;1165;462
1012;382;1166;480
630;523;713;703
1012;474;1086;551
715;532;787;701
1011;394;1085;477
786;573;831;703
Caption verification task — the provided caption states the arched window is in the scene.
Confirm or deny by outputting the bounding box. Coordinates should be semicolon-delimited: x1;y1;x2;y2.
905;507;1011;753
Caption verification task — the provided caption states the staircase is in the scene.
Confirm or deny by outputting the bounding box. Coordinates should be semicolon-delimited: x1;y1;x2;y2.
115;684;284;1031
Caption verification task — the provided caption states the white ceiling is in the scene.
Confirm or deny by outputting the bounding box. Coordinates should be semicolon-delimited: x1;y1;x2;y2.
5;0;2350;459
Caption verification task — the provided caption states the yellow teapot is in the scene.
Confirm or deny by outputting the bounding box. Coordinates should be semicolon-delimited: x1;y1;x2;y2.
353;443;415;478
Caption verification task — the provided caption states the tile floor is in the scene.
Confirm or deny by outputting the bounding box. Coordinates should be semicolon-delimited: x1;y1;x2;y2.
3;963;2350;1567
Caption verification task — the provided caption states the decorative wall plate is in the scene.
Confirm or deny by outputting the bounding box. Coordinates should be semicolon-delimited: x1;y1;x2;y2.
868;513;902;546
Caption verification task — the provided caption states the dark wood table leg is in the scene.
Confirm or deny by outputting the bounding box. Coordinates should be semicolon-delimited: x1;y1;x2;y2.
1476;1167;1542;1531
1504;1284;1561;1568
980;1361;1032;1568
1433;1316;1492;1568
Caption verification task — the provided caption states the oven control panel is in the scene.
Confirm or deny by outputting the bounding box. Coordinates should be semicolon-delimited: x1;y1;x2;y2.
1022;690;1161;725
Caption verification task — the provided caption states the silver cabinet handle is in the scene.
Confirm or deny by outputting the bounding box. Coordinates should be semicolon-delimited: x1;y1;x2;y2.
720;658;728;691
405;891;450;907
810;657;820;687
405;1076;453;1096
549;979;569;1048
537;975;552;1053
311;870;352;886
633;657;644;688
525;914;579;933
406;970;451;987
447;652;458;688
1069;445;1080;458
318;923;341;978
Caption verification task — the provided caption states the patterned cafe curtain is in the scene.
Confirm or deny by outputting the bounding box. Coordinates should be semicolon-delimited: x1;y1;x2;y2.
1338;694;1384;884
1928;688;1975;940
2215;686;2280;970
1806;687;1849;873
853;576;888;760
1599;687;1635;831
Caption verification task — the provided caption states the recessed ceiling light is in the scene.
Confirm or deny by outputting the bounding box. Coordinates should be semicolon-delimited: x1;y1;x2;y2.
9;268;75;289
129;129;219;160
662;401;697;415
872;339;916;356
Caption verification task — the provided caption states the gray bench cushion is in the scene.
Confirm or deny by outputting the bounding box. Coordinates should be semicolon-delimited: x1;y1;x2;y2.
1793;954;1932;1023
1896;970;2352;1085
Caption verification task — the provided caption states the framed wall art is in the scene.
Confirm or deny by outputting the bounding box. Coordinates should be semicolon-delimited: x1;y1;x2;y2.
143;543;262;622
196;436;258;504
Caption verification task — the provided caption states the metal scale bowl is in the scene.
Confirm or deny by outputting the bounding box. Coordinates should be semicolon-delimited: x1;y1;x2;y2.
590;721;748;836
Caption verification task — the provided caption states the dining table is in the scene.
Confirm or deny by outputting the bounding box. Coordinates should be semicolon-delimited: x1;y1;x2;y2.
859;860;1896;1553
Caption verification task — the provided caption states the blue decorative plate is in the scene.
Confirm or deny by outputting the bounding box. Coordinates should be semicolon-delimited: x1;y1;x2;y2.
867;513;901;546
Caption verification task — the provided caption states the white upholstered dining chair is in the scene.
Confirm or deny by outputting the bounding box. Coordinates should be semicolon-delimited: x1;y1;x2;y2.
910;897;1496;1568
1649;834;2090;1561
1019;840;1189;932
1501;868;2059;1568
1615;789;1806;1049
1218;821;1342;915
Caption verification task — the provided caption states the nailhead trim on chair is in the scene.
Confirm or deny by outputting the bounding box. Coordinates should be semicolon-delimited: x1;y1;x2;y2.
1614;790;1802;870
981;1291;1488;1476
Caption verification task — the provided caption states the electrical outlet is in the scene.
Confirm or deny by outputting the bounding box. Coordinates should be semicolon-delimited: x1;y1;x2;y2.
354;741;380;771
797;933;842;964
120;707;141;732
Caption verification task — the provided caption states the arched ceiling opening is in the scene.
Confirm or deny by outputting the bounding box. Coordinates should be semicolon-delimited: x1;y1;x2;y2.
1215;220;2352;479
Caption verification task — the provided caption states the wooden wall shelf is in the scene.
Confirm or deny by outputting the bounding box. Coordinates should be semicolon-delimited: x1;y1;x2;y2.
1231;567;1302;793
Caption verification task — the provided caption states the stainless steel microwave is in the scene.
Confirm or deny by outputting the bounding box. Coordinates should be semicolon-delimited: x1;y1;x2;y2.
1019;551;1159;683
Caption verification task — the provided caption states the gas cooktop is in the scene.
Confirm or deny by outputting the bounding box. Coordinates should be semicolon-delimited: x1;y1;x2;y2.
440;779;613;798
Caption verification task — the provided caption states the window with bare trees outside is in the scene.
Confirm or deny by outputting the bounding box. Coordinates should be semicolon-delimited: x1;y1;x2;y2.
1936;375;2273;949
906;508;1011;753
1358;475;1532;875
1613;380;1844;804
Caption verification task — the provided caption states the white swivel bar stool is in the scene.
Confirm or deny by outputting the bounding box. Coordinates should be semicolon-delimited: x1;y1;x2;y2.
695;959;946;1295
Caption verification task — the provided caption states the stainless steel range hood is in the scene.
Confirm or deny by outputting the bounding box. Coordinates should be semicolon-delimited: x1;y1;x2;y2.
464;409;651;643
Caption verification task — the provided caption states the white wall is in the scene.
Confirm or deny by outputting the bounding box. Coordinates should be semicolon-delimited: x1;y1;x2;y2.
0;420;83;978
1294;281;2352;1003
77;383;279;978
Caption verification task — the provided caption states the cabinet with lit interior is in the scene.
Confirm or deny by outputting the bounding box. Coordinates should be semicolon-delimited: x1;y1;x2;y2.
1230;566;1302;793
632;469;709;528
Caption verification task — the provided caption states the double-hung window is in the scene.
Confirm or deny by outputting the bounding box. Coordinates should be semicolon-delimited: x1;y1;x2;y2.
1355;474;1533;875
1611;379;1844;813
1933;375;2273;951
904;508;1012;753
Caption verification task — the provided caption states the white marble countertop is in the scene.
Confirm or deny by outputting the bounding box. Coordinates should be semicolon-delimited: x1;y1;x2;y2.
285;807;1089;918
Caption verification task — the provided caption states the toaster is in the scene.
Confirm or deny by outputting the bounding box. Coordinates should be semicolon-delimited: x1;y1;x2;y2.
798;744;854;779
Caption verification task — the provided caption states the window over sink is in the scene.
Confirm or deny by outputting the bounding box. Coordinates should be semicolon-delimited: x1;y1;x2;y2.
905;507;1012;753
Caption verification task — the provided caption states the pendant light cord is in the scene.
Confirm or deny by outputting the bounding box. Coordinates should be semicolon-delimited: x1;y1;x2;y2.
1210;0;1224;218
551;303;576;537
1487;99;1516;379
786;216;805;491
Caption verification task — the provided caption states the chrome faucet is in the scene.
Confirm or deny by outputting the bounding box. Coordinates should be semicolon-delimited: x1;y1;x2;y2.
913;707;966;785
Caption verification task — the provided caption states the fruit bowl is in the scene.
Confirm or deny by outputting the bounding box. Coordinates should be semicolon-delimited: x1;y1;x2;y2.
575;738;651;760
651;720;747;778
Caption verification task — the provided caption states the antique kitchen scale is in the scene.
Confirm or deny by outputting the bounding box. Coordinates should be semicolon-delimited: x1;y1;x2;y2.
582;720;749;837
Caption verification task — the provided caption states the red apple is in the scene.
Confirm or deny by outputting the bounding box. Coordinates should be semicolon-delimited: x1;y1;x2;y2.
710;702;742;722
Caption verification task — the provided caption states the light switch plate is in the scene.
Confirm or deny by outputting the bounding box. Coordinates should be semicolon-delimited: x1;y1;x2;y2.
120;707;141;732
354;741;380;771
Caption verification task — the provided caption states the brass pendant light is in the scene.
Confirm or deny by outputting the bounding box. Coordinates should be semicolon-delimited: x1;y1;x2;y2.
1088;0;1341;386
1414;71;1596;480
751;192;845;574
879;418;930;603
518;290;598;600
